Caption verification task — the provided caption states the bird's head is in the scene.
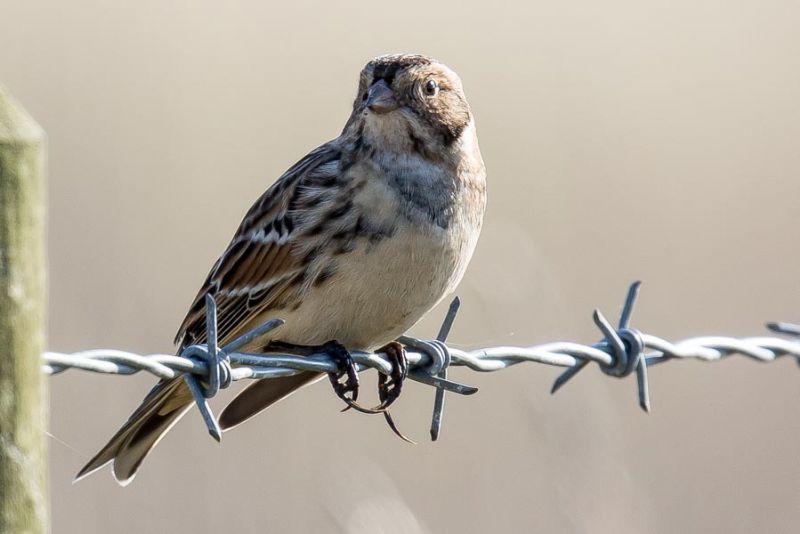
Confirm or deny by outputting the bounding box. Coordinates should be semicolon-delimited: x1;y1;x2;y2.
344;54;474;157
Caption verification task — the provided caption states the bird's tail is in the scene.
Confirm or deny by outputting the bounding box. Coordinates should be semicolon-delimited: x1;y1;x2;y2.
75;377;194;485
218;372;322;431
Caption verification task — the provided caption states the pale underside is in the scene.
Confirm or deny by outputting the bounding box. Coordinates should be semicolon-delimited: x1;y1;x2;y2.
231;167;480;353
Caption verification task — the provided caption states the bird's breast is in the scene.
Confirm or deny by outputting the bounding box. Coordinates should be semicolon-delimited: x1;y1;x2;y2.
274;156;483;350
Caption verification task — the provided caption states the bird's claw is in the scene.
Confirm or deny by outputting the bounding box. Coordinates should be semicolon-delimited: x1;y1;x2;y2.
374;341;407;412
376;341;415;443
324;341;383;414
325;339;414;443
382;410;416;444
324;340;358;401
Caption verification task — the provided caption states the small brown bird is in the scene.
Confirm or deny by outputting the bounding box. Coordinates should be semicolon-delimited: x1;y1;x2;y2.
77;53;487;485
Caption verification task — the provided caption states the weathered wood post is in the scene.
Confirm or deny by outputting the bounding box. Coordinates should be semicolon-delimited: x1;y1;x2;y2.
0;87;48;534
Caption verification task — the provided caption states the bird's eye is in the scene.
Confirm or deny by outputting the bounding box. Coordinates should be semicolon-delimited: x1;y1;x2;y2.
424;79;439;96
362;92;368;101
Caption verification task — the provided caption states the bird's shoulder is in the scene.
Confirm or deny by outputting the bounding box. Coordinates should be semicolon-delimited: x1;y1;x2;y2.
174;139;346;348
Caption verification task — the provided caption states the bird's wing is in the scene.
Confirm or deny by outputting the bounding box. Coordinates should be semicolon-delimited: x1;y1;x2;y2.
175;140;343;349
77;140;345;485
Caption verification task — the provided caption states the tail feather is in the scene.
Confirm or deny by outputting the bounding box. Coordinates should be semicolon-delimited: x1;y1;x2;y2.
76;377;193;485
79;370;324;484
218;372;322;431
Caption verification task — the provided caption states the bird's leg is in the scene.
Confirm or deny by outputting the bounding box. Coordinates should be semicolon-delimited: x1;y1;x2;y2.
267;340;355;403
319;340;358;404
318;340;390;415
374;341;415;444
374;341;407;411
264;340;410;422
265;339;386;414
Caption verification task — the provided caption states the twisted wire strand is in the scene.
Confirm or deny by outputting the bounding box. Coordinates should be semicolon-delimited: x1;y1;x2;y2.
45;335;800;380
42;282;800;440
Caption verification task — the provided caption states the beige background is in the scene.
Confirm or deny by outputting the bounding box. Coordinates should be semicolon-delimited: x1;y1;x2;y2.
3;0;800;532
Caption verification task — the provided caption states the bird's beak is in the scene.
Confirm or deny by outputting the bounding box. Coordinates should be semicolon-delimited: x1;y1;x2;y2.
366;79;398;114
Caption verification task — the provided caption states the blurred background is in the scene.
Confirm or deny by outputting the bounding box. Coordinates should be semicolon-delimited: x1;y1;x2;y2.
2;0;800;532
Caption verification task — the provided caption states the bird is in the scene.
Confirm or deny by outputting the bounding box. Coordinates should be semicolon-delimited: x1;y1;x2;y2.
76;53;487;485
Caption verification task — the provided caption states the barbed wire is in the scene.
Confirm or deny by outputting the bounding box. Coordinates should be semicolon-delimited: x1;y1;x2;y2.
43;282;800;441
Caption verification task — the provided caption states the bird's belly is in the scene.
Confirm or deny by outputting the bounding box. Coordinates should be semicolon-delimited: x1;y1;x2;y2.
273;223;468;350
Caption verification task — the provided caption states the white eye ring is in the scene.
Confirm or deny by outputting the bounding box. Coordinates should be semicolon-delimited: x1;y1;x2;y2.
424;79;439;96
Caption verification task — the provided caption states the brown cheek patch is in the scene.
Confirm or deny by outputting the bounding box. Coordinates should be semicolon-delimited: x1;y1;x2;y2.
407;131;428;157
438;94;471;146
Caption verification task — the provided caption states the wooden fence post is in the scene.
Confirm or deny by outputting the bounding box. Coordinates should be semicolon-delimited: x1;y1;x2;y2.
0;87;48;534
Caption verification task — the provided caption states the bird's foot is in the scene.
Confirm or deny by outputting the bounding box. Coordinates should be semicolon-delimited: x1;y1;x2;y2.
322;339;414;443
375;341;407;411
376;341;415;444
323;340;382;415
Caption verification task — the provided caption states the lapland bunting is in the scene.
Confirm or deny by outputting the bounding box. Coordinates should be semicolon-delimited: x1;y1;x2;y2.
78;53;487;484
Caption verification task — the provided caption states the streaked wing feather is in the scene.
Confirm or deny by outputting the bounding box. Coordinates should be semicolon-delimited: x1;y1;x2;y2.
175;142;342;349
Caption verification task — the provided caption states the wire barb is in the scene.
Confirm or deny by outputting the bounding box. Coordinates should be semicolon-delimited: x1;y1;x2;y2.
43;281;800;440
179;295;285;440
181;296;224;440
551;281;650;411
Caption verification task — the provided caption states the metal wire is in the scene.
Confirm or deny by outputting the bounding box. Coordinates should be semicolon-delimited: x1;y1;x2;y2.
43;282;800;441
